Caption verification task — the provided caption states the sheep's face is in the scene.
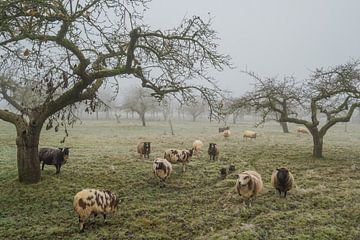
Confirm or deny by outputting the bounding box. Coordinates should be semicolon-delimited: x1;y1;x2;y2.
154;161;165;170
144;142;151;152
237;174;251;187
208;143;216;151
59;147;70;163
276;168;289;181
188;149;194;157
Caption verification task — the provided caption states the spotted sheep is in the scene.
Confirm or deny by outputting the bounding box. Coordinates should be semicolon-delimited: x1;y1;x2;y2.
243;130;257;140
39;147;69;174
164;148;194;172
137;142;151;158
218;126;230;133
271;167;294;198
208;143;219;161
153;158;172;187
235;170;263;207
73;189;120;232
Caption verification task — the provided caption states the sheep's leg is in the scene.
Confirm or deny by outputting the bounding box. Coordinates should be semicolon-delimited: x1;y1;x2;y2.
103;214;107;223
91;213;97;224
284;191;287;198
41;162;45;170
276;188;281;197
79;216;85;232
55;164;61;174
182;164;186;172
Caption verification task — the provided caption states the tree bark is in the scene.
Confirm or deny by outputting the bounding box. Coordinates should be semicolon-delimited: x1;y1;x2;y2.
140;112;146;126
280;121;289;133
311;129;323;158
16;124;42;183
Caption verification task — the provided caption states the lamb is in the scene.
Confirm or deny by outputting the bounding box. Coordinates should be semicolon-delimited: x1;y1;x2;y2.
297;127;309;135
192;140;203;156
219;164;236;179
208;143;220;161
73;189;120;232
153;158;172;187
164;148;194;172
243;130;257;140
218;126;230;133
39;147;69;174
137;142;151;158
271;167;294;198
235;170;263;206
223;129;231;138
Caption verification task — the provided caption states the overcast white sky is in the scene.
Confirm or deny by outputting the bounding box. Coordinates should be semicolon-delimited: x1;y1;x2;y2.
139;0;360;95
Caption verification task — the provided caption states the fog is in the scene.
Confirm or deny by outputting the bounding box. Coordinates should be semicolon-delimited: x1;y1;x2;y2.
140;0;360;95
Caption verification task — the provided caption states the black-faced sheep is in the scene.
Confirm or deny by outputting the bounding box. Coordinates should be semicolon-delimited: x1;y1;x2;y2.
39;147;69;174
164;148;194;172
218;126;230;133
219;165;236;179
153;158;172;187
137;142;151;158
243;130;257;140
271;167;294;198
73;189;119;232
208;143;219;161
235;170;263;207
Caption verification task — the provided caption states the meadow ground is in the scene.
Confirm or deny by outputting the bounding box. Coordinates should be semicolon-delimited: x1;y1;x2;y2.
0;119;359;240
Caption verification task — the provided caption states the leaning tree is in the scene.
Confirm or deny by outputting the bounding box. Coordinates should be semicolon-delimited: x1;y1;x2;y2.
0;0;230;183
233;61;360;158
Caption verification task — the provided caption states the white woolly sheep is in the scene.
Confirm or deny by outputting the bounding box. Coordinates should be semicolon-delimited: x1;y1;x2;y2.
223;129;231;138
73;189;119;232
153;158;172;187
243;130;257;140
297;127;309;135
192;140;203;156
235;170;263;206
164;148;194;172
137;142;151;158
271;167;294;198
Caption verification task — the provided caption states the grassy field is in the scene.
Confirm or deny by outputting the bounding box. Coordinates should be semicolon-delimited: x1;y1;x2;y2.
0;119;359;240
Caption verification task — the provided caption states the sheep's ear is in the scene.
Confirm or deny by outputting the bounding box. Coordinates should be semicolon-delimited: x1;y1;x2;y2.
58;147;63;151
244;175;249;180
276;168;280;171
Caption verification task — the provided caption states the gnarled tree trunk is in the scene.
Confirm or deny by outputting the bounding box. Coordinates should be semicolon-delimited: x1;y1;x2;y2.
15;123;42;183
280;121;289;133
140;112;146;126
310;128;323;158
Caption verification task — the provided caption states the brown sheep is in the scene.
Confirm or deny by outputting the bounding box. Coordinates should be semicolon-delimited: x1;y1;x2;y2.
208;143;220;161
137;142;151;158
235;170;263;206
73;189;119;232
153;158;172;187
271;167;294;198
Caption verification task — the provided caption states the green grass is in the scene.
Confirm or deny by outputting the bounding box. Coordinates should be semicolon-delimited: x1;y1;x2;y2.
0;119;360;239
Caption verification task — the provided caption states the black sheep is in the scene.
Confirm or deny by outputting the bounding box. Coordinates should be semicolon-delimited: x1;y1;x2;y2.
39;147;69;174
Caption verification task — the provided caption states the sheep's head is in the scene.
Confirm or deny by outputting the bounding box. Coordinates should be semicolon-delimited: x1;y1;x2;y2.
276;168;289;181
208;143;216;150
237;173;251;187
59;147;70;162
154;159;166;170
144;142;151;152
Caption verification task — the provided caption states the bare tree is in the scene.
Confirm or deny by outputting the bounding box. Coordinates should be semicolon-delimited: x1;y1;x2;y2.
121;87;157;126
184;98;206;122
233;61;360;158
0;0;230;183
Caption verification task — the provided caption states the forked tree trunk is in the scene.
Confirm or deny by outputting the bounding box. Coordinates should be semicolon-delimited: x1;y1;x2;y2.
16;125;42;183
280;121;289;133
310;128;323;158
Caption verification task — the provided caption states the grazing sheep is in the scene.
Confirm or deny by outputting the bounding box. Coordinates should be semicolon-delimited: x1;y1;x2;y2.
164;148;194;172
192;140;203;156
223;129;231;138
219;165;236;179
39;147;69;174
137;142;151;158
235;170;263;206
153;158;172;187
297;127;309;135
73;189;119;232
228;164;236;172
271;167;294;198
218;126;230;133
243;130;257;140
208;143;220;161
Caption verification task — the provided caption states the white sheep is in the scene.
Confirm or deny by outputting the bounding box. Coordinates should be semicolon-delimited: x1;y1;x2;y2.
243;130;257;140
223;129;231;138
235;170;263;206
73;189;119;232
153;158;172;187
192;140;203;156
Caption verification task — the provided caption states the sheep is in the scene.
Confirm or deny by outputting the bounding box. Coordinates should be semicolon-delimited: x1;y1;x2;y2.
208;143;220;161
223;129;231;138
218;126;230;133
243;130;257;140
219;164;236;179
271;167;294;198
164;148;194;172
137;142;151;158
192;140;203;156
153;158;172;187
73;189;119;232
297;127;309;135
39;147;69;174
235;170;263;207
